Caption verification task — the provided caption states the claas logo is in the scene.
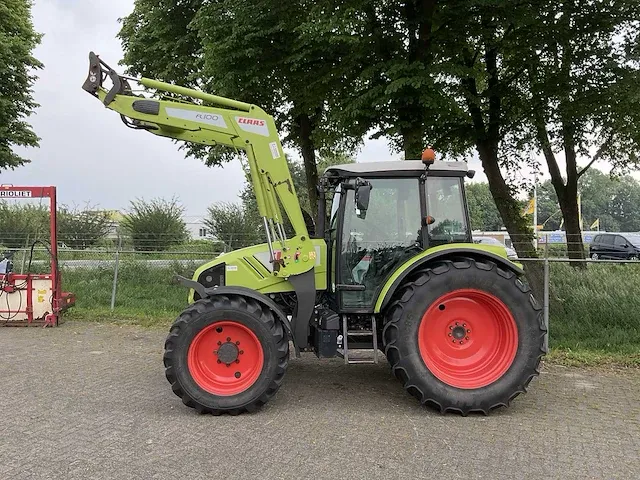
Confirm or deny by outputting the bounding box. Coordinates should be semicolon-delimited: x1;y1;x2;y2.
237;117;266;126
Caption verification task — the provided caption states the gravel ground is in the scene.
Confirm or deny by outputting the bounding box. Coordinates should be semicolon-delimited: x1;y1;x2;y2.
1;321;639;480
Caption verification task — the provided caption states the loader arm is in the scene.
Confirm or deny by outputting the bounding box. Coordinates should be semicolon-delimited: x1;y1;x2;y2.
82;52;314;279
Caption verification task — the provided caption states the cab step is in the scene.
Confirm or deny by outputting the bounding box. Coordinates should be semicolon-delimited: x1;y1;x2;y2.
336;314;380;365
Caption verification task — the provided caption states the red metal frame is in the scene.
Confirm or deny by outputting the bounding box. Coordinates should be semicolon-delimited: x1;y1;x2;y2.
0;185;75;326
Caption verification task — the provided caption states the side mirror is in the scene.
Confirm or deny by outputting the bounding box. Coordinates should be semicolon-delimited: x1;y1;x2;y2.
354;178;372;217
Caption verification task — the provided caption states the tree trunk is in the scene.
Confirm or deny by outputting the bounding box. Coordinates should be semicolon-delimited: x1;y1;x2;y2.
297;113;319;217
476;141;545;301
535;116;585;264
560;125;586;263
462;39;544;301
399;0;436;160
401;122;425;160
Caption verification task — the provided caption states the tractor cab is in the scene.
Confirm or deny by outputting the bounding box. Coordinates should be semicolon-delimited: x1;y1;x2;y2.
320;158;475;311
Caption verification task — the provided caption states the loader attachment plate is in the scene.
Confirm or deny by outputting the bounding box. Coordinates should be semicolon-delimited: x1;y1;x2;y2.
82;51;131;105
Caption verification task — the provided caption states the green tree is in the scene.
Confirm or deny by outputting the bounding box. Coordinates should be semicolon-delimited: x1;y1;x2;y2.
204;202;261;251
118;0;363;216
524;0;640;260
121;198;188;251
57;206;112;249
530;168;640;233
0;0;43;170
304;1;550;297
535;181;562;231
0;202;48;248
466;182;503;231
302;0;440;160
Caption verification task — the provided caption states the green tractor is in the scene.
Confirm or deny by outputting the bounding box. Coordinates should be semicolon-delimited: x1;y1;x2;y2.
83;52;546;416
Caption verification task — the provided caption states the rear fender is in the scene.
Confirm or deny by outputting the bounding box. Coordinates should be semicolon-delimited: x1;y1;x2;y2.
373;246;524;313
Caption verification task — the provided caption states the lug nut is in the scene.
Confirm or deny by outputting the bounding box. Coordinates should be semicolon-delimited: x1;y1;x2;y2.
467;329;471;333
217;359;221;364
226;363;231;367
227;337;231;341
452;339;456;343
239;350;244;355
235;359;240;364
448;333;452;337
449;326;453;330
213;350;218;354
459;341;463;344
462;323;466;327
236;341;240;345
217;341;222;346
465;336;469;340
235;372;241;378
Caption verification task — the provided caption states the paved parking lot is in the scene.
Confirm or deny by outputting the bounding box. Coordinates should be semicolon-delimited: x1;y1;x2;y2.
1;321;639;479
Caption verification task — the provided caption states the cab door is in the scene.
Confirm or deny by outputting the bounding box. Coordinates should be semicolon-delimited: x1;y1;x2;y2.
336;177;422;312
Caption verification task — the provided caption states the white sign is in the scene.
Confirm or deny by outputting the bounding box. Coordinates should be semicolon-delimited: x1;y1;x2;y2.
235;116;270;137
165;107;228;128
269;142;281;159
0;190;32;198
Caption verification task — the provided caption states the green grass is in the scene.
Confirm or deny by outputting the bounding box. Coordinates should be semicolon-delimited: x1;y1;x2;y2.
545;347;640;368
548;262;640;355
58;260;640;366
61;261;197;323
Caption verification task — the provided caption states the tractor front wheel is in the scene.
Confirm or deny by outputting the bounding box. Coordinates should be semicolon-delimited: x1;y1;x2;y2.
383;257;546;415
163;295;288;415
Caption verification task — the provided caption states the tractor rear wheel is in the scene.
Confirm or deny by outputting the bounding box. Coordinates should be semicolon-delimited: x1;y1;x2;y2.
163;295;288;415
382;256;546;415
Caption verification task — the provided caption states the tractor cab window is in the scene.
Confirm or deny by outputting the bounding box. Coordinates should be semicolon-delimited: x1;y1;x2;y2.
426;177;469;246
339;178;421;309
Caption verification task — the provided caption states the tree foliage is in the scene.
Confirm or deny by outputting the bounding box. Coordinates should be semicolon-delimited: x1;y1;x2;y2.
0;202;48;248
0;202;112;250
536;168;640;232
117;0;640;293
0;0;43;170
521;0;640;259
204;202;261;251
118;0;363;213
57;207;112;249
121;198;188;251
466;182;503;231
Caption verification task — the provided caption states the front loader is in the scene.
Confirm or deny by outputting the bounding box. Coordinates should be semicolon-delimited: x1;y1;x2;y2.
82;52;547;416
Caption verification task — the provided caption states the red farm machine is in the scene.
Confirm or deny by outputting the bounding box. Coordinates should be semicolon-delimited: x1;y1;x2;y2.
0;185;75;326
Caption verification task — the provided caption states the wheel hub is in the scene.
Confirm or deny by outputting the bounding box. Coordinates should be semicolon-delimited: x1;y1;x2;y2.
448;321;471;344
452;325;466;340
216;341;239;364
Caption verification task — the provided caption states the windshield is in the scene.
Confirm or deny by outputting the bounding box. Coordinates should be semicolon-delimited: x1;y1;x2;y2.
426;177;469;245
626;234;640;248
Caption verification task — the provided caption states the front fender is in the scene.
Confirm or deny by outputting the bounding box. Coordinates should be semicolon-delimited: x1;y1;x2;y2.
374;245;524;313
176;275;296;350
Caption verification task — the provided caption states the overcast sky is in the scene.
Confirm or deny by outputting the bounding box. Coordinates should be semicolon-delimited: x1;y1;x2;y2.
3;1;631;219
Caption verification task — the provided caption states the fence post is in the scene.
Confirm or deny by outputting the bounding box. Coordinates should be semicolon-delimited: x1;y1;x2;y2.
543;241;550;351
110;233;122;311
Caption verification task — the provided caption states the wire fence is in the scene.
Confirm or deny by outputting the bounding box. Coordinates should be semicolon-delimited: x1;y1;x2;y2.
2;231;638;355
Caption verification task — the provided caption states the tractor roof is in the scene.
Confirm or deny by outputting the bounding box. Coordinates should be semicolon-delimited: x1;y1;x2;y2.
323;160;470;178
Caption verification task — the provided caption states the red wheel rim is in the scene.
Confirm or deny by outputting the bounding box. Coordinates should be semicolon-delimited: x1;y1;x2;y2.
418;289;518;389
187;321;264;396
